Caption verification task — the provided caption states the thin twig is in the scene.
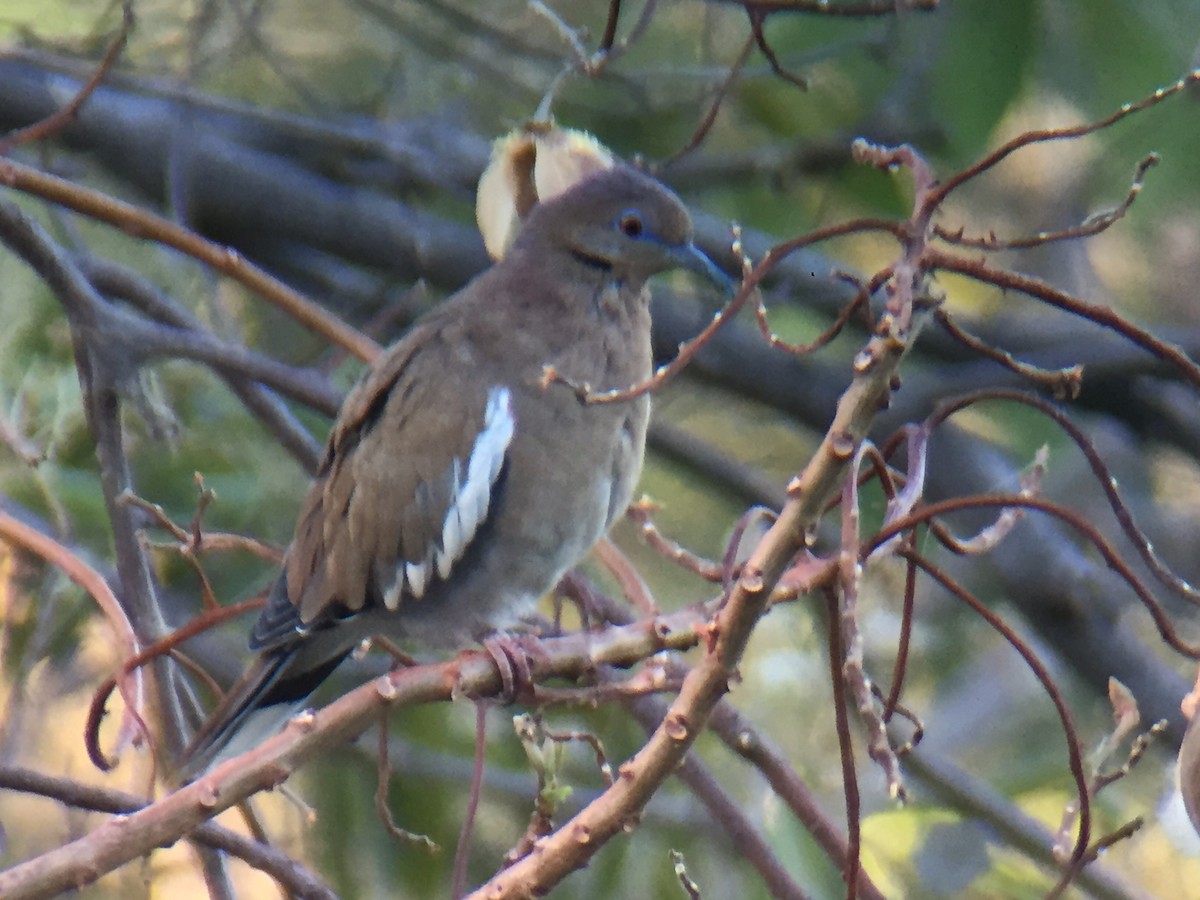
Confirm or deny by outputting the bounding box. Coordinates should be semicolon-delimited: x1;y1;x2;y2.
928;388;1200;611
746;8;808;89
873;493;1200;657
374;715;440;852
928;248;1200;391
925;71;1200;211
900;550;1091;864
933;308;1084;398
824;586;862;900
663;31;756;166
0;2;134;155
543;217;904;406
0;766;336;899
934;154;1159;251
0;158;380;364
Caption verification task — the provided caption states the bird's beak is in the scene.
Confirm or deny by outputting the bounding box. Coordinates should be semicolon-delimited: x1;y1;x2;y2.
674;243;735;296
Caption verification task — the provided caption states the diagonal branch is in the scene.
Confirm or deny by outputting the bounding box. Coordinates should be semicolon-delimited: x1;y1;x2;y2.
472;197;930;898
0;600;716;899
0;766;336;899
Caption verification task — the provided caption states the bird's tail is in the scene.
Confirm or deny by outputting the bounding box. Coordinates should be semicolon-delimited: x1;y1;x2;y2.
175;642;350;782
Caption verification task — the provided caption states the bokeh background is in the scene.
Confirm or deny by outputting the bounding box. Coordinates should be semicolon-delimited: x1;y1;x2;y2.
2;2;1200;897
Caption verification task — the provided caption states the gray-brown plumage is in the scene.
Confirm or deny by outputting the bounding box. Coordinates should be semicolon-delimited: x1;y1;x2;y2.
178;166;729;777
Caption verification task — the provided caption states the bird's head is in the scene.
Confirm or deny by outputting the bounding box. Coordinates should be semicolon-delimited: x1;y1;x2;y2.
515;167;732;293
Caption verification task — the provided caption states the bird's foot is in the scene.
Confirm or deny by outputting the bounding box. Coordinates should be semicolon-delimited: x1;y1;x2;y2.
482;634;536;705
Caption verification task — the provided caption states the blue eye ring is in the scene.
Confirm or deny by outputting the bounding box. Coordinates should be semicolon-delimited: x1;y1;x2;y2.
617;209;644;238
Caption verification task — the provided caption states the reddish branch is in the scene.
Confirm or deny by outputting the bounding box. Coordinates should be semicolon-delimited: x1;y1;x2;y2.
0;158;380;364
0;766;336;898
474;138;928;897
728;1;939;15
0;600;719;899
928;249;1200;392
934;154;1159;251
0;3;133;156
3;42;1198;898
755;269;876;355
923;70;1200;213
825;587;864;900
599;0;624;52
933;308;1084;398
0;510;149;766
901;549;1092;866
928;388;1200;609
874;493;1200;658
746;8;808;89
86;597;265;771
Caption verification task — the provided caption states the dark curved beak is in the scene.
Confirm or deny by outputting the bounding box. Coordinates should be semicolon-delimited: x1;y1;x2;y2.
673;243;735;296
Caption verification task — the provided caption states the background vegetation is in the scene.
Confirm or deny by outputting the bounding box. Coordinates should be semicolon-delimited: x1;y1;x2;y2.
1;1;1200;897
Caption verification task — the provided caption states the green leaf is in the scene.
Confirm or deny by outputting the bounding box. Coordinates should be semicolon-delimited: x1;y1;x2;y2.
929;0;1038;161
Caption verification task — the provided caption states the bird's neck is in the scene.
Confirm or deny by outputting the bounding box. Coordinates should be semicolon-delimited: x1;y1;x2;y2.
484;246;651;391
518;244;648;314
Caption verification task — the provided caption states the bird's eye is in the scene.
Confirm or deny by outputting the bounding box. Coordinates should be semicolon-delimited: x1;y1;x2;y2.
618;210;644;238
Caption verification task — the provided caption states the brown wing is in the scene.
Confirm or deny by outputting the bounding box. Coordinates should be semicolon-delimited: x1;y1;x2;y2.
251;317;515;649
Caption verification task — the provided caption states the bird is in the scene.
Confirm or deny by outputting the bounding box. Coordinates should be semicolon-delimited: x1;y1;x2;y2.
176;165;730;779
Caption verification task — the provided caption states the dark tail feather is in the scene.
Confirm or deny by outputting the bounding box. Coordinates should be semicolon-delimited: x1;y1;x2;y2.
176;644;350;781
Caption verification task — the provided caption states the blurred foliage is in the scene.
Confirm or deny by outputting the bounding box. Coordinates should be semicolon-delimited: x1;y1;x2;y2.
2;1;1200;898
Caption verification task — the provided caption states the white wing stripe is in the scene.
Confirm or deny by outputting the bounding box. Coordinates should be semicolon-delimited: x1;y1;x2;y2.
385;386;514;607
406;560;429;598
440;386;514;571
381;566;404;611
436;459;465;579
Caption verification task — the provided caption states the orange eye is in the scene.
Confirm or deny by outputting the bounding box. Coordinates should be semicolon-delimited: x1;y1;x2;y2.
619;211;644;238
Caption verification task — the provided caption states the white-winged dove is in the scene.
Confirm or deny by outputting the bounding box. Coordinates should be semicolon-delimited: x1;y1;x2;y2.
178;165;728;777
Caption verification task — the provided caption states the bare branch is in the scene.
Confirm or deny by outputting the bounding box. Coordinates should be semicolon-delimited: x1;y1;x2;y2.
0;601;716;898
925;70;1200;211
0;2;133;155
0;158;380;364
0;766;336;900
934;154;1159;251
